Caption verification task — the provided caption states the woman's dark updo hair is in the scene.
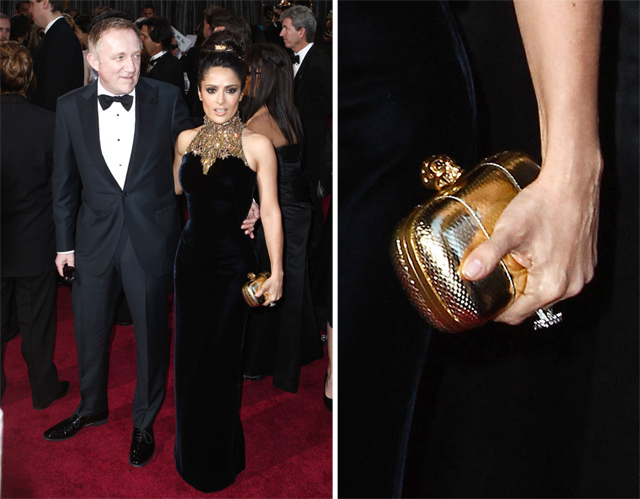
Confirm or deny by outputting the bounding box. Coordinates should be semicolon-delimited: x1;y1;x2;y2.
198;30;248;89
74;14;91;35
1;41;36;96
242;43;304;148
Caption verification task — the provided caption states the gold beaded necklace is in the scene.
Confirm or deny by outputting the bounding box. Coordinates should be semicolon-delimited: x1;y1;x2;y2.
185;114;248;175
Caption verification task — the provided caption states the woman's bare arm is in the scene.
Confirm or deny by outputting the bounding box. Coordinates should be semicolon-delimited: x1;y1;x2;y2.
244;130;284;306
461;0;604;324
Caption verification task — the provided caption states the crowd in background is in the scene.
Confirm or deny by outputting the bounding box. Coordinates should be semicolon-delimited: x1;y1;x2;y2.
1;0;333;420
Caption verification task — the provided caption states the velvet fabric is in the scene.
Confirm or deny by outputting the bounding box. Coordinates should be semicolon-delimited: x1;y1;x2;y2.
337;2;476;497
243;145;322;393
174;151;257;493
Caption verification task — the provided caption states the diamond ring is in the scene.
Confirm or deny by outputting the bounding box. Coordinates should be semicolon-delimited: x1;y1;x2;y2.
533;307;563;330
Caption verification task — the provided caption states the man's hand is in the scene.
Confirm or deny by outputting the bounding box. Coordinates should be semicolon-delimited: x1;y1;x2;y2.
241;200;260;239
55;253;75;277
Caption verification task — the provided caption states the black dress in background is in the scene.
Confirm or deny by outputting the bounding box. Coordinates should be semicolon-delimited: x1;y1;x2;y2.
243;144;323;394
174;149;257;492
338;2;477;497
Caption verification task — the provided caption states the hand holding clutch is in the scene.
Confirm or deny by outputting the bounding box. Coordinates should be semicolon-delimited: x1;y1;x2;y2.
243;271;283;307
392;152;539;332
256;272;283;307
461;150;601;325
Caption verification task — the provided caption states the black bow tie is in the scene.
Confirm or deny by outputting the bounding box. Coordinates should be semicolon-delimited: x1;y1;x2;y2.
98;94;134;111
291;53;300;64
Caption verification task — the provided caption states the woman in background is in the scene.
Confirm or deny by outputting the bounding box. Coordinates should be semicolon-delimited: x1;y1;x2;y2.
241;43;323;394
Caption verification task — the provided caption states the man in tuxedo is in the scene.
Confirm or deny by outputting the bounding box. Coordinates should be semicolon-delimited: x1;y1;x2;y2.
139;16;184;94
44;17;192;468
28;0;83;112
280;5;331;258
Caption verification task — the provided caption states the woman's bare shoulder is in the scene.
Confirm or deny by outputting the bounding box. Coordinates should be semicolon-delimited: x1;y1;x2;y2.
242;126;272;150
176;126;202;153
246;113;288;148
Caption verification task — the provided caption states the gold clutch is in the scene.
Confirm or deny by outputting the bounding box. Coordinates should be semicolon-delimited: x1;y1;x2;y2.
242;272;271;307
391;151;540;333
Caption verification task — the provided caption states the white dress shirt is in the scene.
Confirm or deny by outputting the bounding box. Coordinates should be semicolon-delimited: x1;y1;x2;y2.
97;79;136;190
44;16;64;34
148;50;167;74
293;42;314;78
57;80;137;256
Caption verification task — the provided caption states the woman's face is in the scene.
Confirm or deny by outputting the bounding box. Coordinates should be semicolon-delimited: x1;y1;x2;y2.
199;66;243;124
74;25;87;48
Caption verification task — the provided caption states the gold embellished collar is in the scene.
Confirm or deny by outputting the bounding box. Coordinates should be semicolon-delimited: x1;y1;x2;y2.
185;114;247;175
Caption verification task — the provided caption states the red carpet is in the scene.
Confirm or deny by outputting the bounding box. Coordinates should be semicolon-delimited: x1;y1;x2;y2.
1;286;332;498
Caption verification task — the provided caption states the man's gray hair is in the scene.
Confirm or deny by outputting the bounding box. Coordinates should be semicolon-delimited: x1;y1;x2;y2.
87;17;142;56
0;13;9;20
280;5;316;43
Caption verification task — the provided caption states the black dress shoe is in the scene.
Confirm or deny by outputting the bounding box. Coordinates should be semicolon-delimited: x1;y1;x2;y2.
115;320;133;326
35;380;71;410
129;427;155;467
43;410;108;441
243;374;266;381
55;380;70;401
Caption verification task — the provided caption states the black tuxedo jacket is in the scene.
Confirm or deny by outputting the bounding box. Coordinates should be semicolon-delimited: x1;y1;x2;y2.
294;44;332;172
31;17;84;112
52;78;193;278
148;52;185;94
1;95;57;277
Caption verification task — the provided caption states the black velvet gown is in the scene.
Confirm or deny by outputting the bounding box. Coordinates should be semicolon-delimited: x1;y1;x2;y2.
243;144;323;393
174;149;257;492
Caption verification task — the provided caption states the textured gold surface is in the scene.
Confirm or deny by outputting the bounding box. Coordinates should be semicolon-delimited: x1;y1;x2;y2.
242;271;271;308
185;114;247;175
392;151;540;332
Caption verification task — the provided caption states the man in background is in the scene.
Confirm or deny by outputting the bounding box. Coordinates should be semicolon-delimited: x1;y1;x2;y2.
28;0;83;112
139;16;184;93
141;4;155;18
280;5;331;259
0;13;10;41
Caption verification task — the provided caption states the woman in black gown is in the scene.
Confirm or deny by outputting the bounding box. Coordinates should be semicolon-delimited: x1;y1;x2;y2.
241;43;323;394
172;32;284;493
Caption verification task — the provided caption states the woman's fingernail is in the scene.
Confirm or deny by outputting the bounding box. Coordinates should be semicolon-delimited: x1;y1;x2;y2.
462;259;482;279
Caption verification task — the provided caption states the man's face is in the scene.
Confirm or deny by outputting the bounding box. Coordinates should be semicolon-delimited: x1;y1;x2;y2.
88;28;141;95
280;18;304;52
142;7;154;18
140;25;160;57
203;20;211;39
28;0;48;28
0;18;10;42
16;1;30;16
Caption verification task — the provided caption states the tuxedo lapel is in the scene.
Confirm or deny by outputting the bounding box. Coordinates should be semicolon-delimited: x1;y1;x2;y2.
77;81;122;191
124;78;159;189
